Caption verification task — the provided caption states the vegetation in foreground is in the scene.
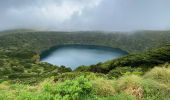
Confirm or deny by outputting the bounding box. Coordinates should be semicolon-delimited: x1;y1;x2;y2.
0;65;170;100
0;30;170;99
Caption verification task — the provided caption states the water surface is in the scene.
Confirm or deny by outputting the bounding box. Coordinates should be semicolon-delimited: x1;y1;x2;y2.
41;45;128;69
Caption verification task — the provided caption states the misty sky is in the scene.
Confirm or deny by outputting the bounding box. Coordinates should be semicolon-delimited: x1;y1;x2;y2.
0;0;170;31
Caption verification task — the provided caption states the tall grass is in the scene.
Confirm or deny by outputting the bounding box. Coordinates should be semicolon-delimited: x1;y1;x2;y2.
144;67;170;84
0;66;170;100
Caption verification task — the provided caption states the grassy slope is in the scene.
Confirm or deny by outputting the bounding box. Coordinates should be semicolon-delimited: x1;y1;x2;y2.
0;64;170;100
0;30;170;99
0;30;170;53
79;45;170;74
0;49;72;84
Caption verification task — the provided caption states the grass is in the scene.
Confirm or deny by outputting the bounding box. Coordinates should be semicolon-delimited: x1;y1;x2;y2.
144;65;170;84
0;64;170;100
92;79;115;96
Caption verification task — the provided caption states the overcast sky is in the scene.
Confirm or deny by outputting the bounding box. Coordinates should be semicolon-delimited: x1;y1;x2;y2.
0;0;170;31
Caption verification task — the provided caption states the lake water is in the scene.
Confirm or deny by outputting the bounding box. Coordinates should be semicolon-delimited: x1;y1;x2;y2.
40;45;128;69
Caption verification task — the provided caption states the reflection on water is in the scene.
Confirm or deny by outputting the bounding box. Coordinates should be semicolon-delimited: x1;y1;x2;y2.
41;45;127;69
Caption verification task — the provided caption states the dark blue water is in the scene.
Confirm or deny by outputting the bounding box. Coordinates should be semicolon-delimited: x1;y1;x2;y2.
40;45;128;69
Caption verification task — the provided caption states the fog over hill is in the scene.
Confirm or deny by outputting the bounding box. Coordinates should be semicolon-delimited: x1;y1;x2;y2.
0;0;170;31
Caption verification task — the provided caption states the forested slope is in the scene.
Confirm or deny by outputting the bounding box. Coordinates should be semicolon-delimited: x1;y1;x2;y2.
0;30;170;53
0;30;170;99
76;45;170;76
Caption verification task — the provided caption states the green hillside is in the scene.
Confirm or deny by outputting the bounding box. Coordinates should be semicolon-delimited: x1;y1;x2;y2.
0;30;170;53
0;30;170;100
77;46;170;74
1;64;170;100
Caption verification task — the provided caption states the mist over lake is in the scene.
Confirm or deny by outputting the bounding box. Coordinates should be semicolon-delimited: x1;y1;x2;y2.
40;45;128;69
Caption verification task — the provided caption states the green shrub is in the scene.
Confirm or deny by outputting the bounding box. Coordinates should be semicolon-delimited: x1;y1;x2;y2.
92;79;115;96
144;67;170;84
11;66;24;73
115;75;143;99
113;74;170;100
108;67;143;78
38;76;94;100
54;72;106;82
75;65;89;72
98;93;136;100
54;76;93;99
8;73;34;79
58;65;72;73
16;91;35;100
140;79;170;100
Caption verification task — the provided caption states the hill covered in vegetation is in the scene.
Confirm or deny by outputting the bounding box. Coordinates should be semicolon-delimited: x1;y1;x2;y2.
0;30;170;53
1;64;170;100
76;46;170;74
0;30;170;99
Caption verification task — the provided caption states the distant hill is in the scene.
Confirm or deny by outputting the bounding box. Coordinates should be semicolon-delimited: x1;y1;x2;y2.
0;30;170;53
0;29;40;36
0;29;170;99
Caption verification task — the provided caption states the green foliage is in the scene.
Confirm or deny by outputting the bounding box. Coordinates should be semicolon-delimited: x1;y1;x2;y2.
74;65;90;72
54;76;93;99
108;67;143;78
81;46;170;74
115;75;142;92
58;65;72;73
54;72;106;82
144;67;170;84
0;30;170;99
110;46;170;69
98;93;136;100
0;76;94;100
92;79;115;96
0;68;170;100
114;74;170;100
0;49;73;84
138;78;170;100
1;30;170;53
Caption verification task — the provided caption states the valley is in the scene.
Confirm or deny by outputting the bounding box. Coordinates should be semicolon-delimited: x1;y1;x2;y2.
0;30;170;99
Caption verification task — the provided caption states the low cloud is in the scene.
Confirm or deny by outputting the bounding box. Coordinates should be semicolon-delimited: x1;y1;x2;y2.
0;0;170;31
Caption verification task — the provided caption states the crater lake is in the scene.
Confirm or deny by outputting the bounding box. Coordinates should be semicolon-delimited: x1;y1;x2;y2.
40;45;128;69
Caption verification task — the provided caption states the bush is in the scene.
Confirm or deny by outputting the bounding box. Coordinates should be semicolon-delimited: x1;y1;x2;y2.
114;74;170;99
40;76;94;100
8;73;34;79
54;76;93;99
58;65;72;73
92;79;115;96
140;79;170;100
108;67;143;78
75;65;89;72
54;72;106;82
11;66;24;73
98;93;136;100
144;67;170;84
115;75;143;99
